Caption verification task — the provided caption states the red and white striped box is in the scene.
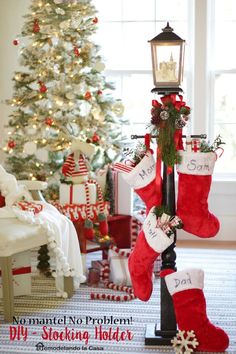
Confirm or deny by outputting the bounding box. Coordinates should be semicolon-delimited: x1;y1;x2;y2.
59;183;96;205
0;251;31;298
112;171;133;215
108;248;132;286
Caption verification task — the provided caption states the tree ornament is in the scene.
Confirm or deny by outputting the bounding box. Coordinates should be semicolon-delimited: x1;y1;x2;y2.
160;110;169;120
38;81;47;93
175;118;186;129
92;17;98;24
23;141;37;155
13;39;19;46
97;90;102;95
7;140;16;149
84;91;92;100
45;117;54;126
73;46;80;57
92;133;100;143
33;19;40;33
171;330;199;354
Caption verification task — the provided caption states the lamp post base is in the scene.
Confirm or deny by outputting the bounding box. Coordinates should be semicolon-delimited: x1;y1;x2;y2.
145;323;177;345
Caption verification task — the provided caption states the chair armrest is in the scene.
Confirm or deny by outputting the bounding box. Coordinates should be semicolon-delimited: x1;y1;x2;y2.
18;180;48;191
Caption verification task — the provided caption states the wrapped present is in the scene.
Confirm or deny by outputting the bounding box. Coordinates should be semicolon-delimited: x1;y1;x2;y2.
108;248;132;286
112;171;133;215
0;251;31;298
108;215;132;248
91;260;109;281
191;139;201;152
95;166;108;194
59;183;96;205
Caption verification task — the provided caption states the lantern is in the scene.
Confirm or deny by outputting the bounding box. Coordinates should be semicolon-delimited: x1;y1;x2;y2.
149;22;185;94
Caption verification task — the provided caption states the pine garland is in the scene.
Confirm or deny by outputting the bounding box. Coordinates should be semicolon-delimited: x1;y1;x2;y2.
151;94;190;167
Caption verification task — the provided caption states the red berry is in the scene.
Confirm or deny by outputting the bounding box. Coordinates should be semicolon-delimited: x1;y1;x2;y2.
92;17;98;24
45;117;54;126
13;39;19;46
84;91;92;100
8;140;16;149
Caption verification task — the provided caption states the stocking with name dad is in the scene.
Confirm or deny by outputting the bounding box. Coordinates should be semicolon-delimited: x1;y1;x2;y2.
164;268;229;352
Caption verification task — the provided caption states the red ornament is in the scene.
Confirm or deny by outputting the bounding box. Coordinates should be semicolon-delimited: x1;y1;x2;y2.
8;140;16;149
97;90;103;95
92;133;100;143
84;91;92;100
73;46;80;57
33;19;40;33
38;81;47;93
13;39;19;46
92;17;98;24
45;117;54;126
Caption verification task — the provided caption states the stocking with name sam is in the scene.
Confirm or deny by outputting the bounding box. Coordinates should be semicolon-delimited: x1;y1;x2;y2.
176;151;219;238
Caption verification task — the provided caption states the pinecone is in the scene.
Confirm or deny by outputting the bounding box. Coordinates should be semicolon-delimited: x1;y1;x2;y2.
151;114;161;125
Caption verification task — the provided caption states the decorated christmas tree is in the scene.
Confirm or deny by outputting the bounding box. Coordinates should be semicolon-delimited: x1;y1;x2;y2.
3;0;126;196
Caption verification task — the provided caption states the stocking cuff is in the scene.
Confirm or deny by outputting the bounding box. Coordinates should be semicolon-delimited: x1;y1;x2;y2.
165;268;204;295
177;151;216;175
143;207;174;253
123;151;156;189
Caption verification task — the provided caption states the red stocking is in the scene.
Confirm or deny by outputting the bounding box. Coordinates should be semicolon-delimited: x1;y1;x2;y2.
165;269;229;352
124;151;162;213
177;151;219;237
128;207;174;301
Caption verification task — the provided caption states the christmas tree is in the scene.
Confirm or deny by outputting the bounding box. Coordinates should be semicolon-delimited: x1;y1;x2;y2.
4;0;126;196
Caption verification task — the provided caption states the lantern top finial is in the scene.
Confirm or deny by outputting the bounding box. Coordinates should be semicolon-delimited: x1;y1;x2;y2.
162;22;173;33
149;22;184;42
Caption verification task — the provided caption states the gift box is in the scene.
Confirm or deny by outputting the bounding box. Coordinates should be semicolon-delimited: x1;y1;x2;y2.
108;215;132;248
0;251;31;298
113;171;133;215
95;167;108;194
108;248;132;286
59;183;96;205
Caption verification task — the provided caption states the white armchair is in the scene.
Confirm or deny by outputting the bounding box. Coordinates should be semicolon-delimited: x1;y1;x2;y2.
0;167;85;323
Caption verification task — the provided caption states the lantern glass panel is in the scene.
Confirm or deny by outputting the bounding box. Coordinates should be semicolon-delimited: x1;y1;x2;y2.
154;44;180;83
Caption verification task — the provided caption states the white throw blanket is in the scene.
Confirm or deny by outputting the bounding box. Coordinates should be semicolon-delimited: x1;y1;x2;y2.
0;165;86;297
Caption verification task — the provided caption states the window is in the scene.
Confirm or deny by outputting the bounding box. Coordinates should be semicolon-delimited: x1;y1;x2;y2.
209;0;236;175
93;0;236;176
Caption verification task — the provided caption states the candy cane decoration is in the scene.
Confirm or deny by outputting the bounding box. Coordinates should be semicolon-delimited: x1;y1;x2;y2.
90;246;136;302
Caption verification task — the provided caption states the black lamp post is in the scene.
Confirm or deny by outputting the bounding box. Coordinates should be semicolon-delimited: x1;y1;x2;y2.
145;23;185;345
149;22;185;95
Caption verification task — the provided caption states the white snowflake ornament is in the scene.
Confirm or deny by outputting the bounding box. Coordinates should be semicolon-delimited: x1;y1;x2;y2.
171;330;199;354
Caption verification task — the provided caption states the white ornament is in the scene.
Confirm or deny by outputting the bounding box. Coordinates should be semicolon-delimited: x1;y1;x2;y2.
35;148;49;162
91;106;103;121
80;101;92;117
94;61;105;72
66;92;75;100
23;141;37;155
55;7;65;15
54;0;63;4
112;101;125;117
26;127;37;135
51;36;59;46
171;330;199;354
59;20;71;30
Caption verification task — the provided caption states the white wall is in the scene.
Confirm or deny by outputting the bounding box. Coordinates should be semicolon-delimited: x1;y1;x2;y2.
0;0;30;161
